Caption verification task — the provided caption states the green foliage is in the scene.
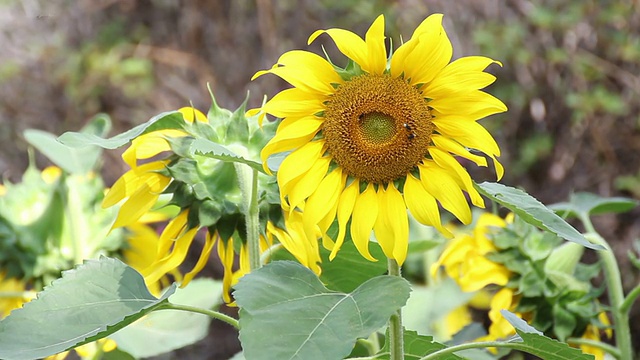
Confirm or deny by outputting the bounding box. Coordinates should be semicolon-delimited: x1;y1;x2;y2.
501;310;595;360
475;182;601;250
551;192;638;220
0;257;176;360
234;261;411;360
375;330;464;360
111;278;223;358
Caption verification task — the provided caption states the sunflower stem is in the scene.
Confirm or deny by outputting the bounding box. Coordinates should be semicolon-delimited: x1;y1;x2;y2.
387;258;404;360
582;216;633;360
247;168;261;271
158;302;240;329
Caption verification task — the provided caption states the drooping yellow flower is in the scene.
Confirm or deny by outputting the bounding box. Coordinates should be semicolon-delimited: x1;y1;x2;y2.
431;213;511;291
250;14;506;265
477;288;520;341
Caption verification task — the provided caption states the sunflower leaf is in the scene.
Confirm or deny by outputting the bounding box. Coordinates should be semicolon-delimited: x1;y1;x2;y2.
0;257;176;360
24;114;111;174
189;138;265;173
500;310;594;360
374;329;464;360
550;192;638;219
57;111;185;149
234;261;411;360
474;182;604;250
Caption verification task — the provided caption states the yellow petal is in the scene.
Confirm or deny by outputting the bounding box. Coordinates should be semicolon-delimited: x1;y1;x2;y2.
429;91;507;120
102;161;168;208
303;167;344;242
350;183;378;262
287;156;331;213
330;179;359;260
178;107;207;123
156;210;190;257
309;27;368;72
143;226;199;286
217;237;236;304
276;140;325;203
111;173;171;229
430;133;490;166
122;130;187;168
419;161;472;224
390;14;444;78
262;88;326;118
423;57;501;98
403;174;452;237
429;147;484;208
395;14;452;85
364;15;387;74
253;50;341;95
181;231;217;286
261;116;324;160
373;182;409;264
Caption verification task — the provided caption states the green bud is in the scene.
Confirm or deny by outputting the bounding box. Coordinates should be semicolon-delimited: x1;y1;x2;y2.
544;241;584;275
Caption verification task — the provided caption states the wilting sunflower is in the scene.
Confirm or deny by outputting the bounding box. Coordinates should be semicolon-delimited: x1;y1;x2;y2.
250;14;506;265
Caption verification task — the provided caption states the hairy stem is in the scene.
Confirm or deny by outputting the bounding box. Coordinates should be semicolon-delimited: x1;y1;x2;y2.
387;258;404;360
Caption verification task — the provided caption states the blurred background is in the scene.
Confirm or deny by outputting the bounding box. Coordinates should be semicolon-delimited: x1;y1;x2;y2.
1;0;639;358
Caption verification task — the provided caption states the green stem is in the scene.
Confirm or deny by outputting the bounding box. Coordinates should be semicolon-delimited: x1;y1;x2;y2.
159;303;239;329
418;341;523;360
620;283;640;315
582;215;633;360
387;258;404;360
567;337;621;359
247;168;261;271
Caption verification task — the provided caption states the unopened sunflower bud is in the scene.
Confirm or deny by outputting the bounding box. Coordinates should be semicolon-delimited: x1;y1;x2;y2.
544;241;584;275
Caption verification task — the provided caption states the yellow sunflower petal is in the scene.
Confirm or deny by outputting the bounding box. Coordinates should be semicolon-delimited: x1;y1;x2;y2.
276;140;325;204
262;88;326;118
419;161;472;224
142;226;199;286
111;174;171;229
287;156;331;213
350;183;378;262
156;210;189;257
330;179;359;260
429;147;484;208
253;50;341;95
430;133;490;166
396;14;452;85
261;116;324;160
217;237;236;304
390;13;444;79
102;161;167;208
303;167;344;242
364;14;387;74
404;174;453;237
178;107;208;123
429;91;507;120
122;130;187;168
181;231;216;286
373;182;409;264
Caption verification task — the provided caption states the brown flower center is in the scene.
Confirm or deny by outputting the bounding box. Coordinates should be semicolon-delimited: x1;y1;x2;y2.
323;74;434;183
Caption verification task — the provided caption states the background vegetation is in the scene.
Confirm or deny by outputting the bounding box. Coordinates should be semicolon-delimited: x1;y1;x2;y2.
1;0;638;358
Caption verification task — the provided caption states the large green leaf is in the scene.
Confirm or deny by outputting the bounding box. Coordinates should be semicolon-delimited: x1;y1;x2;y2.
0;257;176;360
318;235;388;293
374;329;464;360
110;278;222;358
234;261;411;360
501;310;594;360
57;111;185;149
24;114;111;174
189;138;265;173
475;182;603;250
550;192;638;219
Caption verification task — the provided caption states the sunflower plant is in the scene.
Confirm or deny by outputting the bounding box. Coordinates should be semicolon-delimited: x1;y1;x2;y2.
0;13;639;360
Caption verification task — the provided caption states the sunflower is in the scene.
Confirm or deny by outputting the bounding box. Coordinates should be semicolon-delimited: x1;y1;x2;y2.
250;14;506;265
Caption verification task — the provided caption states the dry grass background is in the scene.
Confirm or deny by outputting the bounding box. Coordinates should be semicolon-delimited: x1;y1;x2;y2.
1;0;639;358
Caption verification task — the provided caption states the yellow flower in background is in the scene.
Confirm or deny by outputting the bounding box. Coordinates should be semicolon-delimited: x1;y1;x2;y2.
266;210;322;275
431;213;510;291
250;14;506;265
477;288;520;341
579;312;612;360
0;273;31;319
